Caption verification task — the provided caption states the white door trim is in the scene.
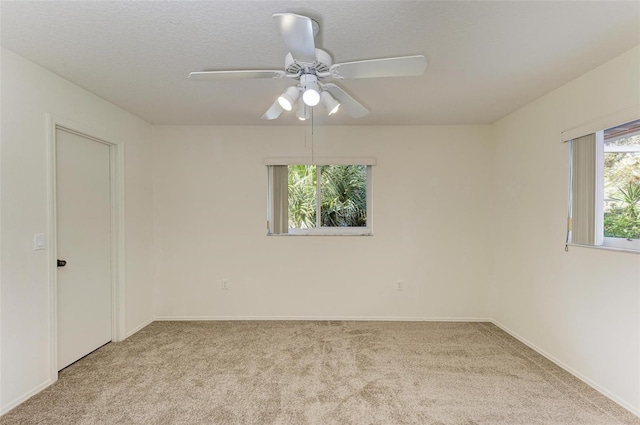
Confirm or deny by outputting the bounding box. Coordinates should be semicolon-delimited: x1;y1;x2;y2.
46;114;126;383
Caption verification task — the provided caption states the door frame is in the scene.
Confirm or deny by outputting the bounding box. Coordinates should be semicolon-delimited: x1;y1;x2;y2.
46;114;126;383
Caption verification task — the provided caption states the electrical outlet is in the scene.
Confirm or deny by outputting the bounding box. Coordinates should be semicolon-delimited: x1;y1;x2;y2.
221;279;229;290
395;281;403;291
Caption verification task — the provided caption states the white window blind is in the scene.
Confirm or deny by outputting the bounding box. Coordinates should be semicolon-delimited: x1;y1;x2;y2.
270;165;289;234
569;133;597;245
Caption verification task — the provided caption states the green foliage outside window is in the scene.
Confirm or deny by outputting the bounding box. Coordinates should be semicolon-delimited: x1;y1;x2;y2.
603;133;640;239
288;165;367;229
288;165;316;229
604;181;640;239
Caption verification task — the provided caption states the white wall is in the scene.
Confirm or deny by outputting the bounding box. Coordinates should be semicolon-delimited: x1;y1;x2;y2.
490;46;640;414
152;125;493;320
0;48;155;412
3;41;638;417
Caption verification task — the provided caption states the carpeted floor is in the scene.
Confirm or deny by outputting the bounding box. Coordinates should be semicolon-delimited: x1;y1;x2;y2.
1;321;638;424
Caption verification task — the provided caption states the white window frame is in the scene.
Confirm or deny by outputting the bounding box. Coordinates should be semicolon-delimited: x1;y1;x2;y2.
266;160;374;236
599;129;640;251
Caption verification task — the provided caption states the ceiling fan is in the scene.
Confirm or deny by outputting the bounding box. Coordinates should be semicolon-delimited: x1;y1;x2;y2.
189;13;427;121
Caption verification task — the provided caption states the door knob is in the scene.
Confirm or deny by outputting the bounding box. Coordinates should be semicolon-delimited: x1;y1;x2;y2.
57;259;67;267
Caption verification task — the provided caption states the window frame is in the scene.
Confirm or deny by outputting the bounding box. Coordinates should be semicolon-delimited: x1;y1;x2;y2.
564;110;640;254
266;162;374;236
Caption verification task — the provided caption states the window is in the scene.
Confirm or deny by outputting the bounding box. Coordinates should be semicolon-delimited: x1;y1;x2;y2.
568;119;640;251
602;122;640;249
267;163;372;235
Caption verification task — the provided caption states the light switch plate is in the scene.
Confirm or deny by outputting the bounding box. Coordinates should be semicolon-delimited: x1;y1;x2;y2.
34;233;46;250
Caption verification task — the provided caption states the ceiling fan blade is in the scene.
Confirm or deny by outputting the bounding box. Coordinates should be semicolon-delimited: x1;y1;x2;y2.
323;84;369;118
330;55;427;79
262;101;284;120
273;13;317;64
189;70;286;80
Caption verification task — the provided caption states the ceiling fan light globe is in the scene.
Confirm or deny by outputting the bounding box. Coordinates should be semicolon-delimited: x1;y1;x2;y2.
278;96;292;111
297;102;309;121
300;74;321;106
303;89;320;106
321;91;340;115
278;86;300;111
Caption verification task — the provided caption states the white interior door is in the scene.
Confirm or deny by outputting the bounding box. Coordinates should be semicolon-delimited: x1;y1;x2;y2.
56;128;112;370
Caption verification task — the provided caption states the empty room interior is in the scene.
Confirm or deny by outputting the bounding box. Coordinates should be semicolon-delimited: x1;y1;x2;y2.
1;1;639;423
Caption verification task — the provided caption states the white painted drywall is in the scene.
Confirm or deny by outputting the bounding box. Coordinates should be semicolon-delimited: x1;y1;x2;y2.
0;48;155;412
490;45;640;414
151;125;494;320
3;41;638;418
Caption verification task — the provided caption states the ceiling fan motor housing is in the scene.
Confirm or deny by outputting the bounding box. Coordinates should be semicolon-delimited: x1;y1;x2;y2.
285;48;332;75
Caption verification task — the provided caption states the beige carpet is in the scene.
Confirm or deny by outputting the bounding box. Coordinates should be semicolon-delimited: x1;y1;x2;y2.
1;321;638;425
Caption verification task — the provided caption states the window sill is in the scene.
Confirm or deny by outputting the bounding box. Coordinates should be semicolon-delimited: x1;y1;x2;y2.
567;243;640;255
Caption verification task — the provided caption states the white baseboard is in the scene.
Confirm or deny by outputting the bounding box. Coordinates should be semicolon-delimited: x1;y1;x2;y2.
1;379;52;416
154;315;493;322
490;319;640;418
126;318;154;338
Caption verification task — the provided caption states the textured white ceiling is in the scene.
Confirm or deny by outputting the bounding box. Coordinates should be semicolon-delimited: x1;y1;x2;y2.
1;1;639;126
